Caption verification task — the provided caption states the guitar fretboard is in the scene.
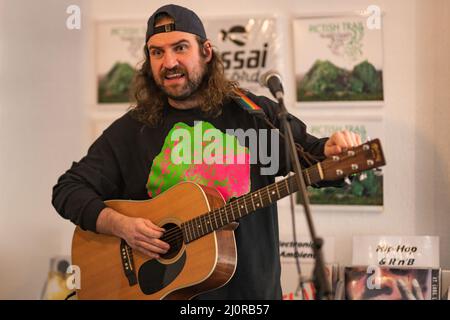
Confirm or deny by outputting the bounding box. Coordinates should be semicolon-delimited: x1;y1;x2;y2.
181;163;324;243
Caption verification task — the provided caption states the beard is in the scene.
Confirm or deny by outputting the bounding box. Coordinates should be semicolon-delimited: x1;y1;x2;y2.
156;64;207;101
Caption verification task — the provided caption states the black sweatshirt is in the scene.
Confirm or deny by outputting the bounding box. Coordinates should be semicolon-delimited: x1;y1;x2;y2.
52;92;329;299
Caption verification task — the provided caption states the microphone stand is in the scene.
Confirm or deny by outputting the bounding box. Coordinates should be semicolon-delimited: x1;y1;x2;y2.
275;95;333;300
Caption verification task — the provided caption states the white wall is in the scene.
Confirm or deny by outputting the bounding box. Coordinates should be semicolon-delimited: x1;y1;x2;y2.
288;0;450;267
284;0;420;264
0;0;448;299
415;0;450;266
0;0;88;299
432;0;450;269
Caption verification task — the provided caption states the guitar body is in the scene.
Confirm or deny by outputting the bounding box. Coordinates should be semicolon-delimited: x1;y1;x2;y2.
72;182;237;300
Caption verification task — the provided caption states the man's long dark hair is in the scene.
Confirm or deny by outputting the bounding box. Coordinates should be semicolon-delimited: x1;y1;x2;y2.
129;37;239;127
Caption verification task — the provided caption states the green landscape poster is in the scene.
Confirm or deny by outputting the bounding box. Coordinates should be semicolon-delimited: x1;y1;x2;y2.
293;16;384;102
96;20;146;104
299;119;384;206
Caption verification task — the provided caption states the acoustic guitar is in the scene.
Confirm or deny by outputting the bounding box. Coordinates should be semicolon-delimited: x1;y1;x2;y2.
72;139;386;299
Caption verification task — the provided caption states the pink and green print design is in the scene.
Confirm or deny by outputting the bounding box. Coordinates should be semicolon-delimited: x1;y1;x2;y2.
146;121;251;202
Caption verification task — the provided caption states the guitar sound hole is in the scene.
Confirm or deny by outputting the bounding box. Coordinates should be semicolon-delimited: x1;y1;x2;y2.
160;223;184;260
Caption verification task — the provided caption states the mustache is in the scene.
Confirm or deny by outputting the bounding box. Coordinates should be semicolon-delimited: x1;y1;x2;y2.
161;66;187;78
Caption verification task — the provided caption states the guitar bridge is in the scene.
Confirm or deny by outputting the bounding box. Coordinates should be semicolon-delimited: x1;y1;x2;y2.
120;239;137;286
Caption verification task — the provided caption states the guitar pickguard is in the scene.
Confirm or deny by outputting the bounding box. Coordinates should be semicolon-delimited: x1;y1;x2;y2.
138;251;186;295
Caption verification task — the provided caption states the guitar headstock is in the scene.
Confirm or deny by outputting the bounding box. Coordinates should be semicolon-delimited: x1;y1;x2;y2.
321;139;386;181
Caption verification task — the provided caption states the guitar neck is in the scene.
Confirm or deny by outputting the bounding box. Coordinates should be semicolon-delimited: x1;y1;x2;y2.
181;163;323;243
177;138;385;244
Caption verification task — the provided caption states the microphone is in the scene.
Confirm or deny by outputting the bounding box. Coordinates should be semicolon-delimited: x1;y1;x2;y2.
259;70;284;100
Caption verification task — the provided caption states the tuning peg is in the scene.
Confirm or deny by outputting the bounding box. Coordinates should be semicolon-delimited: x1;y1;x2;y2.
365;136;371;143
359;172;368;181
345;177;352;185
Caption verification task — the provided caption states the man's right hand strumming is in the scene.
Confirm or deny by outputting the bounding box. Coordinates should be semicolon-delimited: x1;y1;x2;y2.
96;207;170;259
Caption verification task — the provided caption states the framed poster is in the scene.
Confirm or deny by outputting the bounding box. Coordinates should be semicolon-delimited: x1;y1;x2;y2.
298;114;385;209
95;19;146;107
203;16;281;97
293;14;384;105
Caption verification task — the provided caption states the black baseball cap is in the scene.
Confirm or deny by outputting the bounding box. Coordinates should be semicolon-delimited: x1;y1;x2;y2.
145;4;207;44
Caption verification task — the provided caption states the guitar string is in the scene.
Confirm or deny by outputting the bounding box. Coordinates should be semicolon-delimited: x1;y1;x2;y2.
160;159;368;246
160;157;363;245
160;182;290;244
160;159;324;243
159;148;374;245
160;180;294;245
